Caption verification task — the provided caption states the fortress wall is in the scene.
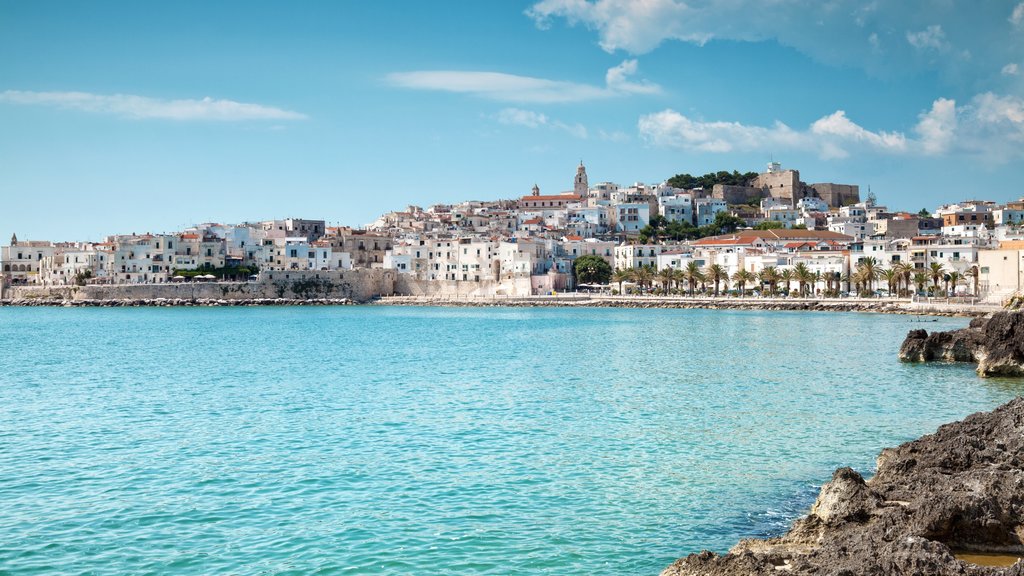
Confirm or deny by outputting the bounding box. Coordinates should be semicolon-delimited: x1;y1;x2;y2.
6;269;396;302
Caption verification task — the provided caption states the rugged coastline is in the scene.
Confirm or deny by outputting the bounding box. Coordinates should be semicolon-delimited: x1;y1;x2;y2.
900;311;1024;376
661;396;1024;575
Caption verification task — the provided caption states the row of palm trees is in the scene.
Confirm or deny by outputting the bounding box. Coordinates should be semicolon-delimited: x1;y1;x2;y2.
849;258;976;297
609;258;978;298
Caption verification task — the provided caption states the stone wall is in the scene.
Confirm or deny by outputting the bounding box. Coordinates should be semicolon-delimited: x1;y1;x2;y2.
810;182;860;207
6;269;396;303
712;184;764;205
395;274;533;297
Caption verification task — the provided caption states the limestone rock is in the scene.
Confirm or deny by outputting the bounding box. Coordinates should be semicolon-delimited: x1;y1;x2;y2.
661;398;1024;576
899;311;1024;377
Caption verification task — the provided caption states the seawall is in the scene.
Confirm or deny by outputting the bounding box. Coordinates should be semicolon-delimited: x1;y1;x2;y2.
2;269;396;304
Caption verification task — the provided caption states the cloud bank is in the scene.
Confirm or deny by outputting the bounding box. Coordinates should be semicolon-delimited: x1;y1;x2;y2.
638;93;1024;161
0;90;307;121
526;1;1024;80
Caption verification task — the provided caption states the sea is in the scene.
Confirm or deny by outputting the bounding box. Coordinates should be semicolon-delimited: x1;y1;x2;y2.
1;306;1020;575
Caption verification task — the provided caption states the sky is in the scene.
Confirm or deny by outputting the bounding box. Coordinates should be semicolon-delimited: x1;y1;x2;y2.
2;0;1023;241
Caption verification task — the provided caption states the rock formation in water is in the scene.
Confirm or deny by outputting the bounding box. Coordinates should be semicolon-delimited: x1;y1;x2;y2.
899;311;1024;377
661;397;1024;576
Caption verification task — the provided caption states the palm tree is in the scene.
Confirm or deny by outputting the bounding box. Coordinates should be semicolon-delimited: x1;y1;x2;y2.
612;268;631;295
683;261;704;296
882;269;899;297
657;267;675;295
631;265;654;294
672;268;687;295
928;262;946;293
965;266;980;296
779;268;795;296
705;264;727;296
913;271;928;295
855;257;880;295
893;261;914;297
793;263;813;297
810;271;822;297
946;270;963;297
759;266;780;297
732;269;755;297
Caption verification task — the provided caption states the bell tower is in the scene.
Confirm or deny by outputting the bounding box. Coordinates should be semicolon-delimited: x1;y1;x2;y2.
574;161;588;196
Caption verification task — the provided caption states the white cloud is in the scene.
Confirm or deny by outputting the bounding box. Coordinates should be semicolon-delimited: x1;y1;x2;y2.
811;110;907;152
906;25;947;51
639;93;1024;162
527;0;696;54
605;59;661;94
971;92;1024;126
1003;63;1020;76
493;107;588;138
637;110;806;154
496;107;549;128
1012;3;1024;28
914;98;957;154
0;90;307;120
598;129;630;142
387;60;659;104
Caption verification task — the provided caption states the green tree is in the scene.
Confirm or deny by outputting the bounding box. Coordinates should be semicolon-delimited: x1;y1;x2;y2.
855;257;880;295
657;267;676;294
631;265;655;294
929;262;946;292
947;270;963;296
573;255;612;285
913;271;928;295
793;263;813;297
893;261;914;297
882;268;899;296
759;266;780;296
917;208;931;218
612;268;631;294
754;221;785;230
683;261;704;296
705;264;727;296
732;269;756;296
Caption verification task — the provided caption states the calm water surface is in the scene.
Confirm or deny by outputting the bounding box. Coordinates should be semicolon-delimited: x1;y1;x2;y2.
1;306;1021;575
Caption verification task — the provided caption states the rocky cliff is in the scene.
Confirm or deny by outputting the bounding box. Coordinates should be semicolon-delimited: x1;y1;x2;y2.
661;397;1024;576
899;311;1024;377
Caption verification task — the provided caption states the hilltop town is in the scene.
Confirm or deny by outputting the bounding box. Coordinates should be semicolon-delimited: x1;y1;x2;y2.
3;161;1023;303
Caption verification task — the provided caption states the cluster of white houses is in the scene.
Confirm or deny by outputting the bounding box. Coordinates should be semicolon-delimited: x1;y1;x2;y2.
3;162;1024;300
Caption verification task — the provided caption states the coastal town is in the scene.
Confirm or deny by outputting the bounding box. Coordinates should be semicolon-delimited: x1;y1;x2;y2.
3;161;1024;304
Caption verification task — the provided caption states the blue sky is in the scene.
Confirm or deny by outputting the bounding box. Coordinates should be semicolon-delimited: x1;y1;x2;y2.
2;0;1023;241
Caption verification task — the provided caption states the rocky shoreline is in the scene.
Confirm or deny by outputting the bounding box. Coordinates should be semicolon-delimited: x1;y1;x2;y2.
900;311;1024;376
373;296;992;317
662;396;1024;575
0;295;996;316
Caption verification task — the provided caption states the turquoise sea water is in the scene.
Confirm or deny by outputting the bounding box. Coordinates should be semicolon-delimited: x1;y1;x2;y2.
1;306;1021;575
